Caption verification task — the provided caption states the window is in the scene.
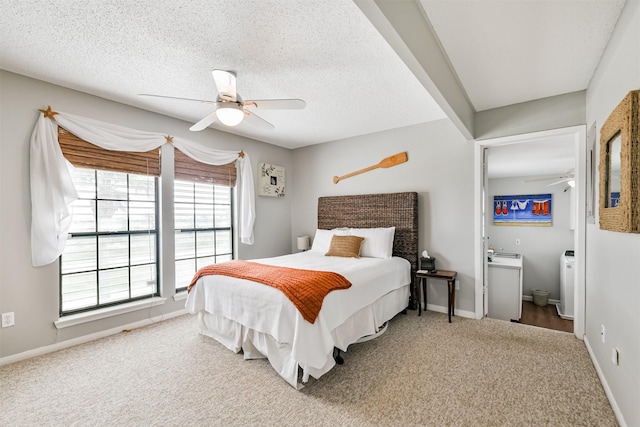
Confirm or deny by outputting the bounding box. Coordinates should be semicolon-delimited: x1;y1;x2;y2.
174;181;233;291
59;168;159;315
57;129;236;313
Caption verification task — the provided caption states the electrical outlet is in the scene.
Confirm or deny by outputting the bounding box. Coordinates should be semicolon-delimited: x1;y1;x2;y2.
515;238;521;245
1;312;15;328
455;280;460;291
611;348;620;366
601;324;606;343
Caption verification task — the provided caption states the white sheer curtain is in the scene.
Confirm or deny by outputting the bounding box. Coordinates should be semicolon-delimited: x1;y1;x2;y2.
29;109;255;267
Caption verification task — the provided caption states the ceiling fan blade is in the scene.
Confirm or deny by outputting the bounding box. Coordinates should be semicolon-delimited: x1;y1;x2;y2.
243;99;306;110
547;178;572;186
243;110;274;130
189;110;219;131
138;93;216;104
212;70;237;102
523;175;568;183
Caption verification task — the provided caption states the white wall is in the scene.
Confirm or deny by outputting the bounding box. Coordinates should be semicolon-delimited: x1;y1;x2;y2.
475;91;586;141
584;0;640;425
488;177;574;300
0;71;293;358
291;119;476;315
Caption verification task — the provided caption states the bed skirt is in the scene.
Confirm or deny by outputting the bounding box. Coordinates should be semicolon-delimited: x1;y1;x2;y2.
196;285;409;388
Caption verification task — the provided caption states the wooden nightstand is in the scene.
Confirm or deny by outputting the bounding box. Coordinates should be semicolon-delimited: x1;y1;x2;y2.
416;268;457;322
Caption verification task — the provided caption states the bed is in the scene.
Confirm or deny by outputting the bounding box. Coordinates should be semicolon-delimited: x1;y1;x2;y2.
185;192;418;388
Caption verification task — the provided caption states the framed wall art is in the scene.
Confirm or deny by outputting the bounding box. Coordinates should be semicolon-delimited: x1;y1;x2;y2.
598;89;640;233
493;194;552;226
258;163;286;197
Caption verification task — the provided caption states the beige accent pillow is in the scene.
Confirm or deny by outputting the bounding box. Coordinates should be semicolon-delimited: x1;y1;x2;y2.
325;235;365;258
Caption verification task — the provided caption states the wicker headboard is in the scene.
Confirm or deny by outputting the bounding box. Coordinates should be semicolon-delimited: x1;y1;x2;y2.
317;192;419;278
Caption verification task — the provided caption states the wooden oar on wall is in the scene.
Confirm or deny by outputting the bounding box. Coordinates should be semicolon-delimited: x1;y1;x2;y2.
333;152;408;184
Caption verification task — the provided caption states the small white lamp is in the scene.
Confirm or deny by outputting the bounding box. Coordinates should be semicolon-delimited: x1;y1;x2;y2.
297;235;310;252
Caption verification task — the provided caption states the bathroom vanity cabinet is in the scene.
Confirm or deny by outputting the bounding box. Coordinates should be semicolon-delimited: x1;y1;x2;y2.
488;253;523;322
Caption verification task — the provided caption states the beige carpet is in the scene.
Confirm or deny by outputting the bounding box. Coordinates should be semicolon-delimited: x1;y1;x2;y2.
0;311;617;426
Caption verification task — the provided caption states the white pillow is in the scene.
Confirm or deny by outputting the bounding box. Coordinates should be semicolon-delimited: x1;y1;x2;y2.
310;228;350;253
349;227;395;259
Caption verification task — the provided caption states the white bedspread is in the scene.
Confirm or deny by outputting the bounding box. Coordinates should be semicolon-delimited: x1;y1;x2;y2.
185;252;410;386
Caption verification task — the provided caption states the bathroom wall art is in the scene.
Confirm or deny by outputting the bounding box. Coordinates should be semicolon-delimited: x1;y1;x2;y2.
493;194;552;226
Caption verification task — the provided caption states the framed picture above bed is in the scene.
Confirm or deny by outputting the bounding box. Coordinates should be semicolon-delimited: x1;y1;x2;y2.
258;163;285;197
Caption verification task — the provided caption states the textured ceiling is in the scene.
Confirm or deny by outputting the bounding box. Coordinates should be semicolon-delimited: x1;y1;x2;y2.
420;0;626;112
0;0;445;149
418;0;625;179
0;0;627;161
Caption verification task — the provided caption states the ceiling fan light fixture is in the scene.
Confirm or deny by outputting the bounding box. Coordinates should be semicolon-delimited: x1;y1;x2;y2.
568;179;575;187
216;104;244;126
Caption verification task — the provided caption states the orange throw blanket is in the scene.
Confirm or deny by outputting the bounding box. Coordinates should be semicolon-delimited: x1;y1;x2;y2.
187;260;352;323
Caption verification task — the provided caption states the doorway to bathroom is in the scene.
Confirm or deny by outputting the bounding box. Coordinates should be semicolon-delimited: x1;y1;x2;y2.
474;125;586;338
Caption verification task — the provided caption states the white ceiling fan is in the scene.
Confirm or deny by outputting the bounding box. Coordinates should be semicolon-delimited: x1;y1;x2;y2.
140;70;306;131
523;169;575;187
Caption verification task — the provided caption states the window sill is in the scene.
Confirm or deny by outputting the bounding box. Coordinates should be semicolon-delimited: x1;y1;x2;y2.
54;297;167;329
173;291;188;302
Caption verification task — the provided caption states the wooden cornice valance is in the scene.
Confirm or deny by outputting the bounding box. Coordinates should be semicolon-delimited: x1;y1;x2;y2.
58;128;161;176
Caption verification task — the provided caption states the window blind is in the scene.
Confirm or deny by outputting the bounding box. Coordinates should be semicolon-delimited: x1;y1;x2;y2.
174;148;237;187
58;128;161;176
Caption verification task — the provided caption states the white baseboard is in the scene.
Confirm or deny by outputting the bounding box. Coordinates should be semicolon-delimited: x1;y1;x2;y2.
0;309;187;367
584;335;627;427
425;303;475;319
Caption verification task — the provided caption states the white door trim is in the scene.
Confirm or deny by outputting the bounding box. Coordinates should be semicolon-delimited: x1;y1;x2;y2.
473;125;586;339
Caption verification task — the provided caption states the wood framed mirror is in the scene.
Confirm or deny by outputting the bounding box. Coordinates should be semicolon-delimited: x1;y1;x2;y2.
599;89;640;233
